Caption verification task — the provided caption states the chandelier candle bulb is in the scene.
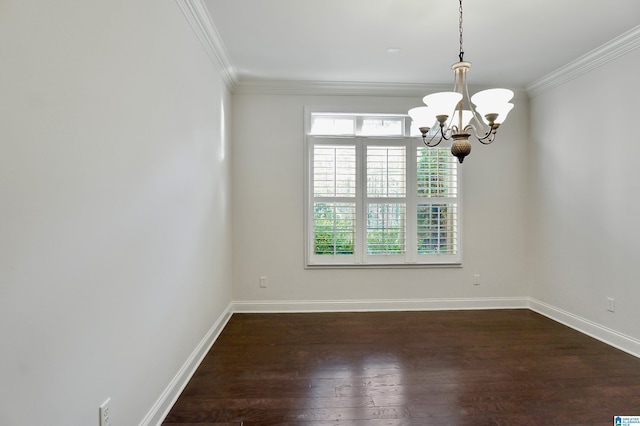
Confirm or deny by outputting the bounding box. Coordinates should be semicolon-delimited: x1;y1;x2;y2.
408;0;514;163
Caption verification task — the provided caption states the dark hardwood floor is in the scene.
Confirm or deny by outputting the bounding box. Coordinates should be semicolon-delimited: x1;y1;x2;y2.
162;309;640;425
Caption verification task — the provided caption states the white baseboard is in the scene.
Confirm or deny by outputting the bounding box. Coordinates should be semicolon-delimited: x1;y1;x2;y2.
139;302;233;426
235;298;640;358
233;297;529;313
528;298;640;358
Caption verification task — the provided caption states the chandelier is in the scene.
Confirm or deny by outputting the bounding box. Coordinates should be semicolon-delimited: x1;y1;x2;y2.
408;0;514;163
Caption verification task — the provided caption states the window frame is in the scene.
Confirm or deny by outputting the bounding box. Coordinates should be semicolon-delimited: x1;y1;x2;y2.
304;108;463;268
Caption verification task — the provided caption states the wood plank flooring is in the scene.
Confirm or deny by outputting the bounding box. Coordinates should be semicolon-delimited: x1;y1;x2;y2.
162;310;640;425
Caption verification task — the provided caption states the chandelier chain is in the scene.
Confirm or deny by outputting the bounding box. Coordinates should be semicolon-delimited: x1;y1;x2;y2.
458;0;464;62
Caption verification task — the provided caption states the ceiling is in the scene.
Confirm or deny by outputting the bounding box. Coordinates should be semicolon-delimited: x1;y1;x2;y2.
202;0;640;90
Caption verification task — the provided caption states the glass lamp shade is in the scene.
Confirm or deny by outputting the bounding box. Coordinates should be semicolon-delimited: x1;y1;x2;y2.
422;92;463;117
471;88;513;105
408;106;436;129
471;88;515;124
475;103;514;125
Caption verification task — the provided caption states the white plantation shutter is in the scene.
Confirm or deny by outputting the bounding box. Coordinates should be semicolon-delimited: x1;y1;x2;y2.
366;203;406;255
416;147;458;197
415;147;459;261
313;202;355;256
313;145;356;197
366;146;406;198
309;141;357;264
417;203;458;254
306;113;461;267
365;145;407;260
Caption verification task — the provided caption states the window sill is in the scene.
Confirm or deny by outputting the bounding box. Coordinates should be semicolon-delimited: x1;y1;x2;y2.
304;262;463;270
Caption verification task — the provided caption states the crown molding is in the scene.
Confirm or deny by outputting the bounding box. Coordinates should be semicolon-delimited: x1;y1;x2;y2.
233;79;528;100
527;25;640;98
233;80;453;97
174;0;238;91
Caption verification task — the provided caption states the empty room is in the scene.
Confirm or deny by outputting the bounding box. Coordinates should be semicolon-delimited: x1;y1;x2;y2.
2;0;640;425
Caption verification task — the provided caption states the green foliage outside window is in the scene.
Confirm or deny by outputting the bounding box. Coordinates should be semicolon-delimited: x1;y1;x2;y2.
314;203;354;255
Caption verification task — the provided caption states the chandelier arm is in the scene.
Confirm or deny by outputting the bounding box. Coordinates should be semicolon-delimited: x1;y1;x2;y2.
422;124;451;147
477;133;496;145
459;70;491;137
422;134;444;147
464;124;497;145
440;124;453;141
467;106;490;136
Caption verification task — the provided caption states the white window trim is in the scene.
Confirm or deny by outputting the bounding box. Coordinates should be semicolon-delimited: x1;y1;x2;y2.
303;107;463;269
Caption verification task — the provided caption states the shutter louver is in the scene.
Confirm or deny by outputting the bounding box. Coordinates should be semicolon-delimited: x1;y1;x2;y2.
314;145;356;197
367;146;406;198
367;203;406;254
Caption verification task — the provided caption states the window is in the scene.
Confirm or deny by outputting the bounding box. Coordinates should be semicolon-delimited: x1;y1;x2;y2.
306;112;461;267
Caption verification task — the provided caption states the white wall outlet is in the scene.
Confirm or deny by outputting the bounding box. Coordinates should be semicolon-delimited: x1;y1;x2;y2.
473;274;480;285
259;276;267;288
607;297;615;312
99;397;111;426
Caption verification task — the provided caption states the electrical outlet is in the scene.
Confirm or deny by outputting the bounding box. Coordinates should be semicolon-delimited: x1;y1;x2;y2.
607;297;615;312
259;276;267;288
99;398;111;426
473;274;480;285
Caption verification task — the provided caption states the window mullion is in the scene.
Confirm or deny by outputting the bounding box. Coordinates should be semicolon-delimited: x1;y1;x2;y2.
403;116;412;136
355;138;366;264
306;138;313;261
406;140;417;263
355;116;364;135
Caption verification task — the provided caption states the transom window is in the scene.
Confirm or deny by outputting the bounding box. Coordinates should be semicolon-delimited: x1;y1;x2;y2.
305;112;461;267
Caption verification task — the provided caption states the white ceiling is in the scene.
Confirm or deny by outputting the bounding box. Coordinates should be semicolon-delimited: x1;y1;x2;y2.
202;0;640;89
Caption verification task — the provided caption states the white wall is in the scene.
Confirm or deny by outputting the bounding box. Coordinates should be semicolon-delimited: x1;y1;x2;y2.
529;47;640;341
5;0;636;421
0;1;232;424
232;93;530;306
